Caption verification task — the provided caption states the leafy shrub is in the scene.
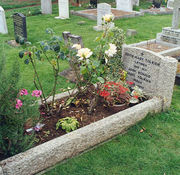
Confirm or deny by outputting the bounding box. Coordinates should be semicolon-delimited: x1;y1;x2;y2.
56;117;79;133
0;54;39;159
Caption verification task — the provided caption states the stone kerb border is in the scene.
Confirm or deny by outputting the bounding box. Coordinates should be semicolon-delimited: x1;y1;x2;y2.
140;9;173;15
0;94;163;175
71;9;143;21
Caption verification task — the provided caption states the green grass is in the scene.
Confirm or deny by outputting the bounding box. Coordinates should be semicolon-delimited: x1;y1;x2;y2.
0;5;180;174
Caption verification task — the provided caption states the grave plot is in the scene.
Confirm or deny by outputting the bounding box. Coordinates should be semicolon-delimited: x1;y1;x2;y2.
72;8;143;21
140;7;173;15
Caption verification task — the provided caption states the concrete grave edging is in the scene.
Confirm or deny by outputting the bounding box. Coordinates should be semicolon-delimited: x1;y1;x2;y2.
0;95;163;175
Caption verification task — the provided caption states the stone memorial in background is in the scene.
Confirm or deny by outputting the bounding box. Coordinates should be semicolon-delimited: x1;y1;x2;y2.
132;0;139;6
116;0;133;12
55;0;69;19
13;13;27;41
93;3;112;31
157;0;180;46
122;46;177;110
167;0;174;9
62;31;84;48
41;0;52;14
0;6;8;34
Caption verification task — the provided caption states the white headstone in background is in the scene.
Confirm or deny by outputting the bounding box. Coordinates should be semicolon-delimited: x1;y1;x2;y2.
132;0;139;6
93;3;113;31
167;0;174;9
0;6;8;34
55;0;69;19
41;0;52;14
116;0;133;12
122;46;177;110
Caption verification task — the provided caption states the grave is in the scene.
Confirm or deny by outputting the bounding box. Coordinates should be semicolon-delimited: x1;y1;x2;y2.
0;6;8;34
93;3;112;31
12;13;27;41
167;0;174;9
41;0;52;14
116;0;133;12
55;0;69;19
122;45;177;109
156;0;180;46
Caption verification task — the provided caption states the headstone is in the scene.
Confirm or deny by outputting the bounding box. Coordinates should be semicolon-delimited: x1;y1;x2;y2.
0;6;8;34
172;0;180;29
116;0;133;12
127;29;137;37
13;13;27;41
93;3;112;31
132;0;139;6
55;0;69;19
62;31;84;48
156;0;180;46
167;0;174;9
122;46;177;110
41;0;52;14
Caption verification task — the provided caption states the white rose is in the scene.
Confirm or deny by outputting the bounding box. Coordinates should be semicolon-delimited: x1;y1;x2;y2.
77;48;93;60
105;43;117;57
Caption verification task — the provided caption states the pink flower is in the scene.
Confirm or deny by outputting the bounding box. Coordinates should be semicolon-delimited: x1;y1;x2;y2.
20;89;28;96
16;99;23;109
32;90;42;97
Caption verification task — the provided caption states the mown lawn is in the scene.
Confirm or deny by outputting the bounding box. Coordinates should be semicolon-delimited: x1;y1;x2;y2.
0;4;179;175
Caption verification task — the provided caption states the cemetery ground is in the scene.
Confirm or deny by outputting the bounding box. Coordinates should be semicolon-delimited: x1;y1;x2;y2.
0;4;180;175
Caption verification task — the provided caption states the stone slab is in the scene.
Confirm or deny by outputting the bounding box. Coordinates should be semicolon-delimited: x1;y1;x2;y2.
167;0;174;9
0;97;163;175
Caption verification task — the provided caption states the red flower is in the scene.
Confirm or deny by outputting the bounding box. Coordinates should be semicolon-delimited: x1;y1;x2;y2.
127;81;134;85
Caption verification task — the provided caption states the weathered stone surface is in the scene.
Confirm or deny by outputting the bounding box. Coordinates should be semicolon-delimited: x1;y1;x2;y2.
167;0;174;9
0;167;3;175
41;0;52;14
55;0;69;19
0;97;163;175
127;29;137;37
116;0;133;12
132;0;139;6
122;46;177;110
172;0;180;29
0;6;8;34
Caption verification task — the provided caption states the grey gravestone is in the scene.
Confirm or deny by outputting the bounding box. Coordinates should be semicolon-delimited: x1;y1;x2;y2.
13;13;27;41
62;31;84;48
0;6;8;34
93;3;112;31
116;0;133;12
172;0;180;29
122;46;177;110
167;0;174;9
41;0;52;14
55;0;69;19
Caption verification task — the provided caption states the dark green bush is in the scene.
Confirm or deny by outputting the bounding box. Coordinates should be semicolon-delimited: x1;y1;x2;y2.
0;54;39;159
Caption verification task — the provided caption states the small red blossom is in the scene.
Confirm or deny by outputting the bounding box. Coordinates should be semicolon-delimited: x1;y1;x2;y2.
127;81;134;85
20;89;28;96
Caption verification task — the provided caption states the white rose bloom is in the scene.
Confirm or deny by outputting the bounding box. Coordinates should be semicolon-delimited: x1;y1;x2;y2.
72;44;81;50
105;43;117;57
77;48;93;60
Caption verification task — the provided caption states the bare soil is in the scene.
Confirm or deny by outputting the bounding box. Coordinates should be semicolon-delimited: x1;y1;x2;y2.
138;43;172;53
80;9;134;17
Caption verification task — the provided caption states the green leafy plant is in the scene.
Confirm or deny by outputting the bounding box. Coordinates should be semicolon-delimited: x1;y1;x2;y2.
56;117;79;133
0;53;39;159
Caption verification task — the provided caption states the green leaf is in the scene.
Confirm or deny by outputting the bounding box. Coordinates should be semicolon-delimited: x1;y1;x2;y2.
24;59;29;64
80;66;88;75
97;77;105;83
